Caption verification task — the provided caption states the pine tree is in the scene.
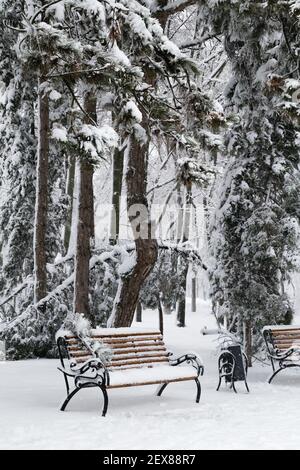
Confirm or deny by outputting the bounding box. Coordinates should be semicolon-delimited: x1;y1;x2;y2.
0;1;37;311
204;0;300;360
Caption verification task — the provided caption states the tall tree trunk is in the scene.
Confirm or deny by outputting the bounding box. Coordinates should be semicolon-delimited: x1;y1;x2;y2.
108;131;158;327
177;264;189;327
163;303;172;315
191;276;197;312
136;301;142;322
177;182;192;327
64;154;75;253
34;72;49;305
110;144;124;244
176;181;184;241
243;320;252;368
73;92;96;324
158;297;164;335
107;1;178;328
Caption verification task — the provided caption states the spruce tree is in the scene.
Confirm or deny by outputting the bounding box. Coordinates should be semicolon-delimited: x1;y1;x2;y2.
203;0;300;360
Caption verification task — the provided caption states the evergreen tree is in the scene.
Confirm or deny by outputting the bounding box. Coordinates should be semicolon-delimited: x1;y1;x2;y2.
204;0;300;360
0;2;37;311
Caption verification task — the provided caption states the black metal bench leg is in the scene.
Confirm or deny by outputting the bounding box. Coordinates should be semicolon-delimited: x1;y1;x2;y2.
216;377;222;391
99;385;108;417
244;380;249;392
231;380;237;393
195;378;201;403
268;367;283;384
269;363;300;384
157;383;168;397
63;373;70;396
60;387;81;411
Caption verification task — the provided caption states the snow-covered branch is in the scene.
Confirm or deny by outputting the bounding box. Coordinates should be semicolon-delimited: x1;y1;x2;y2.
0;278;33;309
179;34;221;50
152;0;197;18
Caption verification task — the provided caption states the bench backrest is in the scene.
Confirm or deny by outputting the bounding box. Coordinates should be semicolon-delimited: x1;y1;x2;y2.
263;326;300;353
60;328;170;370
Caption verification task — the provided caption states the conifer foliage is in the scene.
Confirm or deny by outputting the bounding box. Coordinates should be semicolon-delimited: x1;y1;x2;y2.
205;0;300;358
0;1;298;363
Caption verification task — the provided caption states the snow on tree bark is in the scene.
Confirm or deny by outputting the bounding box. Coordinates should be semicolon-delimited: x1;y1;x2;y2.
73;92;96;324
34;72;49;305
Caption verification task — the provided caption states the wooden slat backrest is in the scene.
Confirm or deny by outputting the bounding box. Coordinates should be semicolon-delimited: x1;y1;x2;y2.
268;328;300;352
64;329;170;370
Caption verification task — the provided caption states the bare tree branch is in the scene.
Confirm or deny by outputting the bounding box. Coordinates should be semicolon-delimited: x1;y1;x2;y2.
179;34;221;50
152;0;198;18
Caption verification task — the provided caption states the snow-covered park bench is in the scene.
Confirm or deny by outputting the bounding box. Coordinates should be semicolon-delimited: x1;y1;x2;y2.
263;325;300;383
56;327;204;416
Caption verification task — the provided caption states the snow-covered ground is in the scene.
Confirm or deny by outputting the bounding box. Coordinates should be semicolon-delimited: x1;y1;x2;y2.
1;300;300;450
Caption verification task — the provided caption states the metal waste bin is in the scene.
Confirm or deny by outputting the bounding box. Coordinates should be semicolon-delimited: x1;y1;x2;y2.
217;344;249;393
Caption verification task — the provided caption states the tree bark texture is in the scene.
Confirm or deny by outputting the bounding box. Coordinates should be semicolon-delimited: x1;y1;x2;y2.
110;145;124;243
191;276;197;313
64;154;76;253
136;301;142;322
177;182;192;327
158;297;164;335
243;320;253;368
110;132;158;327
34;73;49;305
73;93;96;324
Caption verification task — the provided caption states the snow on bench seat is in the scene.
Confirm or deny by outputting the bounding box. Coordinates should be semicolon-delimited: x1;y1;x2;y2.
107;365;198;388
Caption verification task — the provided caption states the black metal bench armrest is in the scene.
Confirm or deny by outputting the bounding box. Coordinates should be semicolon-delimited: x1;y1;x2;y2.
57;366;78;378
169;353;204;376
268;347;300;362
58;357;108;378
58;358;110;386
71;357;106;373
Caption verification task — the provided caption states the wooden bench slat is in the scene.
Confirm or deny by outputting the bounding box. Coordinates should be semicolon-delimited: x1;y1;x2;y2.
107;376;196;389
109;357;169;367
274;343;300;350
65;333;162;341
100;336;163;344
273;333;300;341
70;350;90;358
92;331;161;339
65;339;82;345
271;330;300;337
105;342;165;350
65;330;160;338
111;346;167;354
70;355;93;363
69;345;167;355
111;353;169;362
274;337;300;342
71;350;169;361
72;357;170;366
104;341;163;348
66;340;165;351
273;338;300;344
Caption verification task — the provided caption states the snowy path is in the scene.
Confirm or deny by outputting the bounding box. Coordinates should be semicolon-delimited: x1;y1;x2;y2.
1;300;300;450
